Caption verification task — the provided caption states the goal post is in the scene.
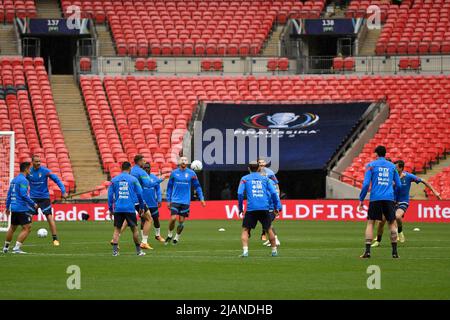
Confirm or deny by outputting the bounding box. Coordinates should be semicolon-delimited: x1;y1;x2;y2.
0;131;15;232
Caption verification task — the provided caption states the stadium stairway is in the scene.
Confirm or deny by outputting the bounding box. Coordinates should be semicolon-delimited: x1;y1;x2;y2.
36;0;62;19
410;156;450;200
96;24;116;57
261;25;285;56
0;25;18;55
359;29;382;56
50;75;107;195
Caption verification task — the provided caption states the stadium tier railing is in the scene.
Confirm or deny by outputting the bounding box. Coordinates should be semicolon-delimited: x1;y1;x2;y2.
300;55;450;74
76;54;450;76
75;56;298;76
352;55;450;75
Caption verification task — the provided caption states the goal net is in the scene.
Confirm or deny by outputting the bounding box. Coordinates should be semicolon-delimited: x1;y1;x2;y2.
0;132;14;232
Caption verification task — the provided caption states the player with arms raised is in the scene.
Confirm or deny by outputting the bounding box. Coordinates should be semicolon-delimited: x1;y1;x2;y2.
2;162;38;254
27;155;67;246
165;157;206;245
358;146;402;259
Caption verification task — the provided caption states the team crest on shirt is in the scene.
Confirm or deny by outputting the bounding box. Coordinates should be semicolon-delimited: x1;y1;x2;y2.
185;173;189;178
39;173;42;178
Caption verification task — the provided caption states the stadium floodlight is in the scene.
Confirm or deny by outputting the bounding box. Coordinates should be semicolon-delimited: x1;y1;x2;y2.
0;132;15;232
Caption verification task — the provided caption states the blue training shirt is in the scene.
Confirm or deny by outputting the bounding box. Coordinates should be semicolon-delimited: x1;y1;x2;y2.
395;172;421;203
27;166;66;199
130;164;163;205
359;157;402;202
266;179;279;211
261;167;279;184
142;173;162;208
166;168;204;205
238;172;281;212
108;172;144;213
6;173;36;212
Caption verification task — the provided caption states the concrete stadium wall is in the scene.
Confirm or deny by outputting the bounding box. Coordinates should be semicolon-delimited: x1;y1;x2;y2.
94;56;297;75
326;176;361;199
326;102;389;199
355;55;450;74
86;55;450;76
331;102;389;178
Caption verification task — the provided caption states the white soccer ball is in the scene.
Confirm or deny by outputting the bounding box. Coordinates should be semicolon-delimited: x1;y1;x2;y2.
191;160;203;171
37;228;48;238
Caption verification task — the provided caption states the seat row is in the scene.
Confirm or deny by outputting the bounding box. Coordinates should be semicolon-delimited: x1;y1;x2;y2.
0;57;74;199
77;75;449;195
427;167;450;200
61;0;325;56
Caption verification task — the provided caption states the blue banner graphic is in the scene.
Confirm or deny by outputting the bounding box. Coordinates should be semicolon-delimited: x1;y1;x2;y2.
293;18;358;35
200;102;371;171
23;18;90;35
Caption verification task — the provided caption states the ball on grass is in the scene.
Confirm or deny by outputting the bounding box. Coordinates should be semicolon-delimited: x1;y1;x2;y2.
37;228;48;238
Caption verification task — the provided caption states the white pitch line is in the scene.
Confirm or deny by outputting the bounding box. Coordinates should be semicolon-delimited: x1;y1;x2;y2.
21;243;450;251
8;246;450;254
4;252;450;261
25;241;106;247
19;252;311;259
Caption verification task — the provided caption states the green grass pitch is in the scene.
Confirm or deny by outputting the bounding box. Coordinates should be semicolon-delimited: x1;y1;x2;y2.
1;220;449;299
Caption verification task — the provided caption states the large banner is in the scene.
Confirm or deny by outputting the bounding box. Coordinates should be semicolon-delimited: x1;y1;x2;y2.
200;102;371;171
33;200;450;223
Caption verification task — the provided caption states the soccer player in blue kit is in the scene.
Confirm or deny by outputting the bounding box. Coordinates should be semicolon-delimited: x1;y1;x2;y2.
165;157;206;245
238;161;281;257
2;162;39;254
112;155;164;248
108;162;146;256
27;155;68;246
258;158;281;246
371;160;441;247
358;146;402;259
142;162;165;243
130;154;164;249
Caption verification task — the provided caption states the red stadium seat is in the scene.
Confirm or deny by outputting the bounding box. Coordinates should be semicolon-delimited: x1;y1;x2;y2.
16;53;432;196
278;58;289;71
409;57;421;70
373;0;450;55
344;57;355;71
147;58;157;71
333;57;344;71
57;0;323;57
201;59;212;71
267;59;278;72
134;58;146;71
212;59;223;71
80;57;91;71
0;57;75;196
399;57;409;70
